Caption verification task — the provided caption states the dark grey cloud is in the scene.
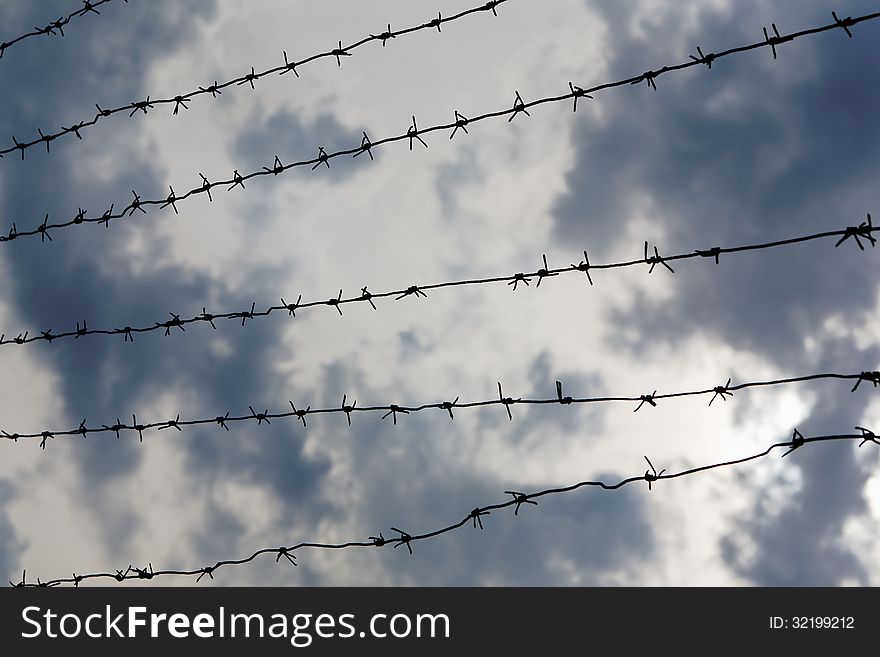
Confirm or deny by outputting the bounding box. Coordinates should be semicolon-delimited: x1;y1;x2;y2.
265;357;650;585
0;480;24;584
234;109;370;182
477;351;606;444
549;0;880;585
0;0;333;563
554;0;880;364
720;340;880;585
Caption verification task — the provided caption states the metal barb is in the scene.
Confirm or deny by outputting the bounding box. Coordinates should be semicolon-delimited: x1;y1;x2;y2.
634;390;658;412
709;378;733;406
643;456;665;491
505;490;537;515
782;428;805;457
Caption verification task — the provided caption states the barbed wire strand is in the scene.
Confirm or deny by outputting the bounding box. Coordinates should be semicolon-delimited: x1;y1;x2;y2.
0;0;511;160
1;214;874;349
12;428;878;586
0;0;126;62
3;368;878;448
1;10;874;244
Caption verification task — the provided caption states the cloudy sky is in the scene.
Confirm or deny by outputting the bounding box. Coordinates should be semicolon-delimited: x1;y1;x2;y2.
1;0;879;586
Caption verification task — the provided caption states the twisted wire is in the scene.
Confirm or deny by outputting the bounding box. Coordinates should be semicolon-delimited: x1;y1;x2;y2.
0;0;126;61
0;0;510;160
1;214;874;348
3;368;878;448
1;10;875;244
12;428;877;586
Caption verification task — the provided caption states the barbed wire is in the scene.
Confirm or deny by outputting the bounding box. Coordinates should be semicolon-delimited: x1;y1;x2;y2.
1;214;874;349
1;9;874;245
3;368;878;448
0;0;511;161
12;427;877;586
0;0;126;62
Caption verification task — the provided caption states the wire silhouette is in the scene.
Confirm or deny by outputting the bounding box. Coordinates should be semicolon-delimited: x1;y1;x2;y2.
0;0;511;160
3;369;878;448
1;214;874;349
1;10;875;243
0;0;126;62
11;428;876;586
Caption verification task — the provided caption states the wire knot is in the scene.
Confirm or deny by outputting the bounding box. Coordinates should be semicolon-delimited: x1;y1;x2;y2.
227;170;245;191
407;115;428;150
569;82;593;112
312;147;330;170
391;527;413;554
832;11;855;37
280;49;299;77
199;81;222;98
505;490;537;515
428;12;442;32
40;431;54;450
132;414;147;442
497;382;520;421
237;66;258;90
289;401;310;427
396;285;427;300
450;111;469;139
360;286;377;310
633;70;659;91
326;289;343;315
634;390;658;412
264;155;285;175
508;90;530;121
851;370;880;393
371;24;396;46
159;414;182;432
103;418;124;439
782;428;805;457
249;405;270;426
197;566;215;582
644;241;675;274
382;404;410;425
200;308;217;329
235;302;257;326
762;23;791;59
134;564;154;580
38;215;52;242
856;426;878;447
689;46;715;69
282;295;302;317
160;312;185;336
341;395;357;426
835;213;875;250
470;507;490;529
331;40;351;66
696;246;722;264
535;254;557;287
172;95;189;115
709;378;733;406
128;97;153;117
215;412;230;431
276;547;298;565
643;456;665;490
353;132;374;160
440;397;459;420
161;186;179;214
556;380;573;405
508;272;530;291
198;173;214;202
